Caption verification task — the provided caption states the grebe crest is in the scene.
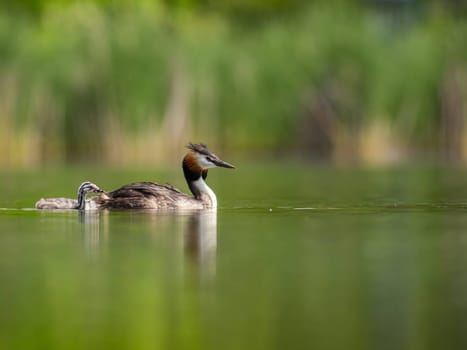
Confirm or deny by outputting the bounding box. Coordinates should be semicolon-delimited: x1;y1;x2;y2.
184;143;235;171
182;143;235;208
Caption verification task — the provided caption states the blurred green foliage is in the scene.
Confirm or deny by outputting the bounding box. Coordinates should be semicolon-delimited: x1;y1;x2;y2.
0;0;467;165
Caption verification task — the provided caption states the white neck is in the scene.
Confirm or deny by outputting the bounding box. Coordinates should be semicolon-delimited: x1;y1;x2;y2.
191;177;217;208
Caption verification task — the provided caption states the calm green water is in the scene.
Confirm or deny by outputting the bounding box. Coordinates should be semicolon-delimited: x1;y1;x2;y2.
1;164;467;350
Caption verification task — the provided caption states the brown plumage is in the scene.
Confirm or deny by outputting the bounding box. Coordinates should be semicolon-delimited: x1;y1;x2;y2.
92;143;235;210
182;151;204;175
93;182;197;210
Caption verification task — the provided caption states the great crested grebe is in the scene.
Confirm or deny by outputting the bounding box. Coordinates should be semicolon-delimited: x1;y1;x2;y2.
93;143;235;210
35;181;104;210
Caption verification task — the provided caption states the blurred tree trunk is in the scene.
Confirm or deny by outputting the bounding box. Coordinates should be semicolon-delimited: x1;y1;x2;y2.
159;59;190;159
63;87;104;163
297;79;361;162
297;87;335;160
439;65;465;162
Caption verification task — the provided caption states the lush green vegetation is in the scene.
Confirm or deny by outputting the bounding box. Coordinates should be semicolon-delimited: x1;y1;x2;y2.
1;1;467;165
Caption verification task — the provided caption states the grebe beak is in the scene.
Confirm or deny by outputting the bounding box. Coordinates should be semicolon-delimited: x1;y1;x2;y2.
212;158;235;169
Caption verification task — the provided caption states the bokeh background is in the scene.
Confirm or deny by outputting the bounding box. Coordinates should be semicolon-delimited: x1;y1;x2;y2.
1;0;467;166
3;3;467;350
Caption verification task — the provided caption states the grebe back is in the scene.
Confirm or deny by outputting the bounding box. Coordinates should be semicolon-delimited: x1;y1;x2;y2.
93;143;235;210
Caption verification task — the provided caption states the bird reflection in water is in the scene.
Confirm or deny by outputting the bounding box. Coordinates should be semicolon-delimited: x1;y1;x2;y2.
78;210;106;259
184;210;217;281
77;209;217;281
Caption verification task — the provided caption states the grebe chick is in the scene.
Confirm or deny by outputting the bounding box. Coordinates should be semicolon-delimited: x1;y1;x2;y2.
35;181;104;210
93;143;235;210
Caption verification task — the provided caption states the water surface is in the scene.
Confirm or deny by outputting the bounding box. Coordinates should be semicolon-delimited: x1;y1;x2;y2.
1;165;467;350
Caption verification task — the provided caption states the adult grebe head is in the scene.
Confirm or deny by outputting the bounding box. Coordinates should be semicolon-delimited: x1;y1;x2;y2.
183;143;235;173
182;143;235;207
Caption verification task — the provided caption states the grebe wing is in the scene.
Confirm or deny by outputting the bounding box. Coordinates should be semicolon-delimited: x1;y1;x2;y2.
108;182;184;197
94;182;192;209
